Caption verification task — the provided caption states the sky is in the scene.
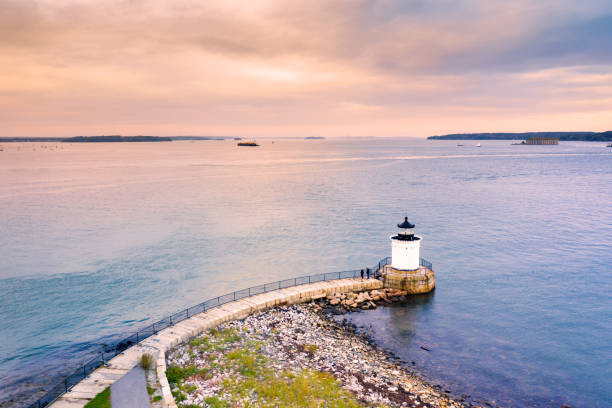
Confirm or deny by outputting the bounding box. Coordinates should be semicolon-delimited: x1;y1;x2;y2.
1;0;611;137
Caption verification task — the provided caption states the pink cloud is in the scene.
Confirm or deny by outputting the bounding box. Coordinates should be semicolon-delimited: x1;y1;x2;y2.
0;0;610;137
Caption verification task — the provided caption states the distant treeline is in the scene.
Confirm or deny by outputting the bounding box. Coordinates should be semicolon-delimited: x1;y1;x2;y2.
0;135;227;142
63;136;172;142
428;131;612;141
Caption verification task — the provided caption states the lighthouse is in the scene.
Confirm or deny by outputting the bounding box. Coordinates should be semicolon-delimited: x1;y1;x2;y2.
381;216;435;294
391;217;421;270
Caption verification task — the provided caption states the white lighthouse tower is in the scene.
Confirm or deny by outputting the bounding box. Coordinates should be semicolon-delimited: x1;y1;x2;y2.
382;216;435;293
391;216;421;270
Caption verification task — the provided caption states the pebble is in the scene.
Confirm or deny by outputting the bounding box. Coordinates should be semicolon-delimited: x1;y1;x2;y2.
167;298;479;408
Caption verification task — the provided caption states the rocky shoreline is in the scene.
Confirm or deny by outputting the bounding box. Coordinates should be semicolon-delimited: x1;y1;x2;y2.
321;287;412;312
166;288;479;408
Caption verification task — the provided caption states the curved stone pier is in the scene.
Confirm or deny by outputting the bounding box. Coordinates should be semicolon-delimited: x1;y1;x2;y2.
50;277;382;408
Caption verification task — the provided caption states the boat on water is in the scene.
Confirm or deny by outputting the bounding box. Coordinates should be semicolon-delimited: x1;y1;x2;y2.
476;143;481;147
456;144;464;146
237;141;259;147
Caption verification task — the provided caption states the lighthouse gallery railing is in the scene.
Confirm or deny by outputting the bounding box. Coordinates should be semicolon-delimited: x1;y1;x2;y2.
29;256;432;408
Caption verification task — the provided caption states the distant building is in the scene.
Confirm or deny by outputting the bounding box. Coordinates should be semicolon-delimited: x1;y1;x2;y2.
525;137;558;145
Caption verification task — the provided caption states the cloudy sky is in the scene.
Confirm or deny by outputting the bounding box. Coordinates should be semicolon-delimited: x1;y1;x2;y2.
2;0;611;137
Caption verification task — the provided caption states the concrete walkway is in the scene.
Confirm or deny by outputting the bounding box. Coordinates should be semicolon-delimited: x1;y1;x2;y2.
50;277;383;408
110;366;151;408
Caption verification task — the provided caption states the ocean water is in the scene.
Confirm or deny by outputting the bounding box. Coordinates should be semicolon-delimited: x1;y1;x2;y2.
0;139;610;407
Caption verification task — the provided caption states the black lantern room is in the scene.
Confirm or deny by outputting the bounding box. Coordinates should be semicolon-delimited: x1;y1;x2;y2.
394;216;419;241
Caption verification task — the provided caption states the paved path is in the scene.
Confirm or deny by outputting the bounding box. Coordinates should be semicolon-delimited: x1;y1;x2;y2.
110;366;151;408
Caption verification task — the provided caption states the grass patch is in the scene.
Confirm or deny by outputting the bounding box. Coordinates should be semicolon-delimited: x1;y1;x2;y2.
166;364;209;386
208;341;364;407
147;386;155;395
166;365;186;384
172;326;368;407
210;327;241;344
140;353;153;371
226;348;261;376
189;337;210;348
223;367;364;407
205;396;229;408
84;387;110;408
172;389;186;402
153;395;162;402
304;344;319;354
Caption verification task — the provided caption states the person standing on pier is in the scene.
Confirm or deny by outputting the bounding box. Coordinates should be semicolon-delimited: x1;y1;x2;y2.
366;268;370;279
360;269;364;280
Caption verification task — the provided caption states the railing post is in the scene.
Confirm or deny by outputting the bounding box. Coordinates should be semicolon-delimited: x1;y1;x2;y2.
294;278;297;286
83;364;86;378
249;287;251;296
153;323;157;334
308;275;311;284
338;271;341;279
233;291;236;301
170;316;173;326
264;283;266;292
187;308;189;318
64;378;68;393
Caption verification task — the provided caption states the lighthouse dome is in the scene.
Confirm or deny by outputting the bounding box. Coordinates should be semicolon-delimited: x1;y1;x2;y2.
397;217;415;229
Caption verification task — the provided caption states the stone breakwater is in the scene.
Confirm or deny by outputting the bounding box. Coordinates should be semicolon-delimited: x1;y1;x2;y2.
49;278;382;408
323;287;411;312
167;301;474;408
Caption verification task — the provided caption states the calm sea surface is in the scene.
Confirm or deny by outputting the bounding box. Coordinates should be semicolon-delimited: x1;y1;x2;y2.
0;139;610;407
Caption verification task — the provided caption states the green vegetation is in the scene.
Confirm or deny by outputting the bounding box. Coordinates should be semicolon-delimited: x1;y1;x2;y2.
153;395;162;402
210;327;241;344
166;365;187;384
62;136;172;142
222;364;364;408
140;353;153;371
169;328;371;408
147;386;155;395
304;344;319;354
84;387;111;408
427;131;612;141
205;395;229;408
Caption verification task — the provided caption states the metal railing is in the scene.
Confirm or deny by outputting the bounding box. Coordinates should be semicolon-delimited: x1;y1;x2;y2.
28;256;431;408
420;258;433;270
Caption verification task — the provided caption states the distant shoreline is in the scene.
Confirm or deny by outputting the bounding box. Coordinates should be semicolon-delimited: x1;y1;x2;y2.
428;131;612;141
0;136;225;143
3;133;611;142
